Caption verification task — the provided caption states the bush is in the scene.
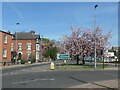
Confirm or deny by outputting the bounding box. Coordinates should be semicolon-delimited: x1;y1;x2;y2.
21;60;26;64
29;55;36;63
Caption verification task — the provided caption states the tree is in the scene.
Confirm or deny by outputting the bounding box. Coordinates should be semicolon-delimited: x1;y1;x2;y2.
49;47;58;60
59;26;111;65
42;38;59;61
41;38;50;44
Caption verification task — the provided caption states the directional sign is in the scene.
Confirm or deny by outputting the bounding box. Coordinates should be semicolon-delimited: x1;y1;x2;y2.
57;54;70;59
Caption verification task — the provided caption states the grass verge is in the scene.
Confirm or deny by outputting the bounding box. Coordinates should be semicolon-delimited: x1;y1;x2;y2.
55;64;110;70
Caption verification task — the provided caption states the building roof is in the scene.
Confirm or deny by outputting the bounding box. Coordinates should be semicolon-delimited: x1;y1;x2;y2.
0;30;12;36
13;32;40;40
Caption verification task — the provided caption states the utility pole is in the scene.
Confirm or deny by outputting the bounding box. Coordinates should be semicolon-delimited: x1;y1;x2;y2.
94;4;98;69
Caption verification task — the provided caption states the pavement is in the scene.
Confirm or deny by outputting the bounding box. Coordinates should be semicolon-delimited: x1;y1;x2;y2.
70;79;118;89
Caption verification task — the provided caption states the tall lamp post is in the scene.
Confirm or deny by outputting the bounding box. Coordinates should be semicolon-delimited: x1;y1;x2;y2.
94;4;98;69
15;22;19;64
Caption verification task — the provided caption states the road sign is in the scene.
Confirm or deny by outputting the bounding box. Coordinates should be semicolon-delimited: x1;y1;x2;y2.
57;54;70;59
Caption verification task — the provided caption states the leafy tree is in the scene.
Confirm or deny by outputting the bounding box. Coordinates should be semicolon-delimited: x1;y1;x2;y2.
49;47;58;60
42;48;49;58
42;38;59;61
41;38;50;44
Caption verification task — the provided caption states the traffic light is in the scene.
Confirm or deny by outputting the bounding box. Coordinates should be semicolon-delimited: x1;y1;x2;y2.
101;49;103;55
114;51;117;56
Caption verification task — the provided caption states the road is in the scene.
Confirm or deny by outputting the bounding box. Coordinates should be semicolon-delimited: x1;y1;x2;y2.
2;63;50;74
2;63;118;88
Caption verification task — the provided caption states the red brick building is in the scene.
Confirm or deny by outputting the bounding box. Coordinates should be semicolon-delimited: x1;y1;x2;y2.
0;30;12;66
12;31;41;63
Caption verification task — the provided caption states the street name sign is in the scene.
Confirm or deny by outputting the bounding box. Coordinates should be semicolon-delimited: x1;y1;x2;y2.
57;54;70;59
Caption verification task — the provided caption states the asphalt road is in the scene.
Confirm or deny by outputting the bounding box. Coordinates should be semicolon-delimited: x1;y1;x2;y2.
2;63;50;73
2;63;118;88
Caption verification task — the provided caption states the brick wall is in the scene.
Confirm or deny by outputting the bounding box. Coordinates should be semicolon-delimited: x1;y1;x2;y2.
0;31;12;64
12;39;36;60
0;32;2;62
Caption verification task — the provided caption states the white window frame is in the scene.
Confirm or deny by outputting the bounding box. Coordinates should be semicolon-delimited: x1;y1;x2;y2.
4;35;7;44
36;39;39;43
36;52;39;59
27;43;31;50
36;44;40;51
26;52;31;60
18;43;22;50
3;49;7;58
11;43;14;51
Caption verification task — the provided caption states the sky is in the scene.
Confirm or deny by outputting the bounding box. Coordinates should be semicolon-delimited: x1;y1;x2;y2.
2;2;118;47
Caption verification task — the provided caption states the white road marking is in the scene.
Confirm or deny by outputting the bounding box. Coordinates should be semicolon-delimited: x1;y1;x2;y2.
13;80;31;85
10;72;18;75
50;78;55;80
24;81;29;83
12;78;55;85
40;78;47;80
10;72;13;74
33;79;39;81
40;78;55;81
19;81;25;84
22;69;26;71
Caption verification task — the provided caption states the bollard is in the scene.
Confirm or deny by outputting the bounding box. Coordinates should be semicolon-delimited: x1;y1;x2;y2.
50;62;55;70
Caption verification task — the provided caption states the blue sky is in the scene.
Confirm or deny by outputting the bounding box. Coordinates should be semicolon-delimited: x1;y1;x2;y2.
2;2;118;46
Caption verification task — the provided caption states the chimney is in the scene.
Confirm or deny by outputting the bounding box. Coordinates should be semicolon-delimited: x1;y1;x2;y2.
8;30;11;34
30;30;35;35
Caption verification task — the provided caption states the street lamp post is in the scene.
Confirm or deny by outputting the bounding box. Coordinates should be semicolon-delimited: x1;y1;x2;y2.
15;22;19;64
94;4;98;69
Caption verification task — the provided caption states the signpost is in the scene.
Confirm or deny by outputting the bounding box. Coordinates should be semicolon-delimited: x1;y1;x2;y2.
57;54;70;59
57;53;70;70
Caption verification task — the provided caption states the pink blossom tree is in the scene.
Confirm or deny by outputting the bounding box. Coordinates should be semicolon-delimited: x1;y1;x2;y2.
59;26;111;65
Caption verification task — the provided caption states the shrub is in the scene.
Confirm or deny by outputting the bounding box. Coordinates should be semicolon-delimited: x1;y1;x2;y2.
29;55;36;63
21;59;26;64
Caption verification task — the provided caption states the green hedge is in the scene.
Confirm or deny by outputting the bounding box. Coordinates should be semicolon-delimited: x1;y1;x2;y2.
21;60;26;64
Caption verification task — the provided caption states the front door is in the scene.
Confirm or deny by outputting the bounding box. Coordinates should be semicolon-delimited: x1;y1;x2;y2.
18;53;22;60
